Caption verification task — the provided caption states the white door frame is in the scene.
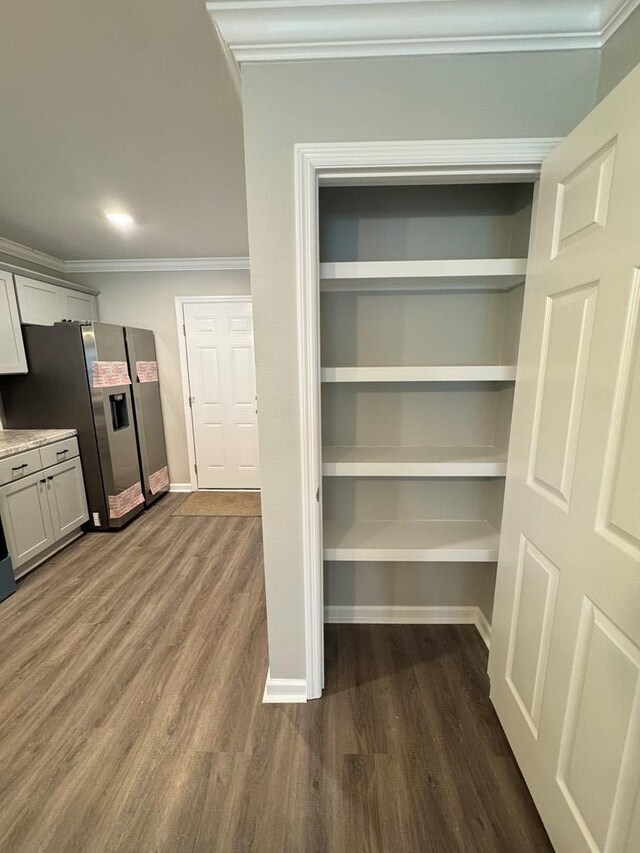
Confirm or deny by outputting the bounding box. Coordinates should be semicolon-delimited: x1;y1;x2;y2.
295;138;561;700
175;295;254;492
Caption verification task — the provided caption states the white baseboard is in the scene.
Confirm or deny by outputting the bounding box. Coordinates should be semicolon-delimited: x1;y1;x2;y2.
169;482;193;493
324;605;491;648
474;608;492;649
262;668;308;704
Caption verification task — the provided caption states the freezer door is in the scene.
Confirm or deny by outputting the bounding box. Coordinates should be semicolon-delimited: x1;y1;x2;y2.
82;323;144;528
124;327;169;505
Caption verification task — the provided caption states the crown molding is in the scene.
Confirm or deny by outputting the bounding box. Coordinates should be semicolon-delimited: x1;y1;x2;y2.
0;236;65;272
62;257;250;273
207;0;640;63
0;237;251;274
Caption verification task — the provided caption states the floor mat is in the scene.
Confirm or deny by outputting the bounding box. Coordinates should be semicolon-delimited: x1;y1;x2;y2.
173;490;261;517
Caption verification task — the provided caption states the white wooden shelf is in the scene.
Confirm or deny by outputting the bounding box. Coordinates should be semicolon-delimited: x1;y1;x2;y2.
322;446;507;477
320;258;527;292
323;519;500;562
321;365;516;383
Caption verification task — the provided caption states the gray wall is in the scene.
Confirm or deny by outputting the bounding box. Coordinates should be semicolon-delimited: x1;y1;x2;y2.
241;50;600;680
84;269;251;485
598;5;640;100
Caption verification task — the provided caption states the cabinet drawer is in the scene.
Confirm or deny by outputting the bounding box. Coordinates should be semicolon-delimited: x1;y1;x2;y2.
0;448;43;486
40;438;79;469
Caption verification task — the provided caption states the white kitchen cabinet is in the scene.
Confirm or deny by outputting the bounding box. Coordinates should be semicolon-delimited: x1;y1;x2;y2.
0;470;56;567
15;276;64;324
0;437;89;571
0;272;27;374
14;274;98;325
63;290;97;323
46;456;89;539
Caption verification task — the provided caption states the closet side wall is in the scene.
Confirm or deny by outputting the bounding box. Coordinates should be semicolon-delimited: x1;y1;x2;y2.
241;50;600;679
598;5;640;101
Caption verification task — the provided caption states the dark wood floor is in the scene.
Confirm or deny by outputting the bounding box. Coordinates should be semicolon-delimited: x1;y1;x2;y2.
0;494;552;852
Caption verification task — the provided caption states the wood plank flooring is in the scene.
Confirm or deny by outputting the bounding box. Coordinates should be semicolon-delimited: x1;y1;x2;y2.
0;494;552;852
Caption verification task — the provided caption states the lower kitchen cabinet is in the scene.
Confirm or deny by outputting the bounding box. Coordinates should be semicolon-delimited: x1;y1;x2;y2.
0;443;89;572
0;471;55;566
46;457;89;539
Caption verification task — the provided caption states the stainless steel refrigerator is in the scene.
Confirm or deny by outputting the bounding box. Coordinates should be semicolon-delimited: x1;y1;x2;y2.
0;322;155;530
124;326;169;507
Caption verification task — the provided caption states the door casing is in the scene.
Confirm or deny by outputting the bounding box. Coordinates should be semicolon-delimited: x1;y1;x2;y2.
293;138;561;701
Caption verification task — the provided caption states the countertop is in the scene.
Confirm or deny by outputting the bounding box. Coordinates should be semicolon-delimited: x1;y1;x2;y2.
0;429;77;460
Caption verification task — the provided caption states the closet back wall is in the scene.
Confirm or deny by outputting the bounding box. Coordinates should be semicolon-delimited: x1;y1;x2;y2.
242;49;600;680
85;269;251;487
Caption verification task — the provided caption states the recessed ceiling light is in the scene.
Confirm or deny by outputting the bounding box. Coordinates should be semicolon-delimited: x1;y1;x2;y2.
105;211;135;228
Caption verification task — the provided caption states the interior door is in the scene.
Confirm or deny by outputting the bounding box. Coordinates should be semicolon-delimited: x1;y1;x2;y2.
183;300;259;489
489;65;640;851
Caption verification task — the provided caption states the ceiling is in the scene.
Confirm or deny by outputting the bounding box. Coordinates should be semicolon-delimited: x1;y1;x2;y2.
0;0;247;261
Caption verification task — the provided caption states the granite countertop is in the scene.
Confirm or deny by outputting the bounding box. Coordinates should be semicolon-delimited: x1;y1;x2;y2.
0;429;78;460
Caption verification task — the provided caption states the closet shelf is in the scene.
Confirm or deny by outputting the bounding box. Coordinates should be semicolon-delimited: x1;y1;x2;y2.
323;519;500;562
321;365;516;383
320;258;527;292
322;446;508;477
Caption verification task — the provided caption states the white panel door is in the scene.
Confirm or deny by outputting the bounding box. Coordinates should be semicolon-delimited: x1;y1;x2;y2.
0;273;27;373
490;65;640;851
184;300;259;489
15;275;64;325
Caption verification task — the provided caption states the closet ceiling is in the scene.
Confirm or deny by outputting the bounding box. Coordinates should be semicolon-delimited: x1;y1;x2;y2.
0;0;247;260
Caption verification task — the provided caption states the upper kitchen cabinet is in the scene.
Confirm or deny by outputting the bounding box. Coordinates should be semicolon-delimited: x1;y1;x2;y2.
0;272;27;374
15;274;98;325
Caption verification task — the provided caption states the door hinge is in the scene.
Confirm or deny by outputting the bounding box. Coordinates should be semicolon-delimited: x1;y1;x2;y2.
194;462;198;474
182;323;186;337
316;487;320;503
188;395;195;407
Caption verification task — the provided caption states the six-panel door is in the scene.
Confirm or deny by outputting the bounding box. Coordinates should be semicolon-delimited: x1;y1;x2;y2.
183;300;260;489
489;64;640;852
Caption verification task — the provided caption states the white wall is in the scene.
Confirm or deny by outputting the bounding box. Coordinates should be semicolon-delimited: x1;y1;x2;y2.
83;269;251;486
598;5;640;100
241;50;600;681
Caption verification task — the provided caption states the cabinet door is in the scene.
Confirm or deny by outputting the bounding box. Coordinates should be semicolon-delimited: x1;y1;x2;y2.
15;275;64;325
0;273;27;373
46;457;89;539
62;291;98;323
0;471;55;568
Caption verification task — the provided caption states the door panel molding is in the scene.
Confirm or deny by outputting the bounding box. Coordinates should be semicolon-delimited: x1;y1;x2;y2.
556;597;640;852
506;535;560;738
597;269;640;560
527;280;599;509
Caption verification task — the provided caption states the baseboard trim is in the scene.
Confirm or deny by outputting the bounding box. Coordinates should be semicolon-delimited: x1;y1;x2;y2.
324;605;491;648
262;668;308;704
475;608;492;650
169;482;193;493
